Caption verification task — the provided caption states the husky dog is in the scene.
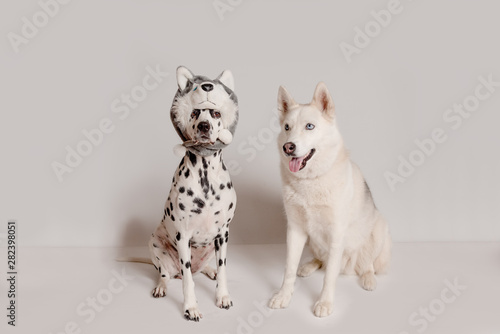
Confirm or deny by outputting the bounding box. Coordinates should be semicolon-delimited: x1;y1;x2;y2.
148;66;238;321
268;82;391;317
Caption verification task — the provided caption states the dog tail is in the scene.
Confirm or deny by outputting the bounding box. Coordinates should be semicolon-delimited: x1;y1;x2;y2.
115;257;153;265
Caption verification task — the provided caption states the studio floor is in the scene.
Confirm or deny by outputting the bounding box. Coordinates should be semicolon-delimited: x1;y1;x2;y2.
2;243;499;334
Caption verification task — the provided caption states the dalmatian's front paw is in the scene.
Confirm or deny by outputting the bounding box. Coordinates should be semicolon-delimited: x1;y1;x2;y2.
216;294;233;309
183;306;203;322
268;290;292;309
313;300;333;317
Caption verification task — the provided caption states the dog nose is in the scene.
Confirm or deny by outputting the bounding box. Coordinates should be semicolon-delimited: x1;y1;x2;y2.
197;121;211;133
201;83;213;92
283;142;296;155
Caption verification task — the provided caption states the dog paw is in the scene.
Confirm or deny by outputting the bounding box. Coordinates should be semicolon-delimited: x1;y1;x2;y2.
360;272;377;291
268;291;292;309
202;266;217;280
313;300;333;317
184;307;203;322
297;263;317;277
151;285;167;298
216;295;233;309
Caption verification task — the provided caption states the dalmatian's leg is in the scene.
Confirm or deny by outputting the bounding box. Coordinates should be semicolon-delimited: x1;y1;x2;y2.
214;226;233;309
201;265;217;280
176;232;202;321
149;238;171;298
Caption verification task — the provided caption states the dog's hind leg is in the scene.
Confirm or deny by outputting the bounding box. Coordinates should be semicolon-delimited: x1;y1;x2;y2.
201;265;217;280
149;238;171;298
297;258;322;277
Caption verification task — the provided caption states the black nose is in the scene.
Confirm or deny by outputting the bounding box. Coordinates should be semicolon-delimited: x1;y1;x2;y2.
197;121;210;133
283;142;296;155
201;83;213;92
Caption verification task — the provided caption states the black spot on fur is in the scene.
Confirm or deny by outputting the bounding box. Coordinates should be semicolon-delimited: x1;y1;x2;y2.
166;207;170;216
181;269;184;275
153;243;158;248
185;261;191;269
187;189;193;196
170;202;173;211
220;184;225;190
210;185;216;195
178;170;182;176
179;187;185;193
171;215;175;221
184;169;190;178
228;202;233;210
181;259;184;264
222;162;227;171
179;203;185;211
213;152;217;157
191;208;202;214
178;157;185;169
214;239;219;251
227;218;231;222
224;258;226;265
225;231;229;238
202;158;208;169
162;274;166;277
193;198;205;208
215;211;220;215
188;151;197;166
227;182;232;189
215;195;220;201
219;259;223;266
176;232;181;241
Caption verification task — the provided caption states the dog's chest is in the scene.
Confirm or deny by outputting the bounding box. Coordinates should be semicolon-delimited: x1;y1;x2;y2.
168;151;236;241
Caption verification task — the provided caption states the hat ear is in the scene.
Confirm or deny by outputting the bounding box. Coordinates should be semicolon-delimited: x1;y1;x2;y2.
312;82;335;118
277;86;297;121
216;70;234;91
176;66;194;90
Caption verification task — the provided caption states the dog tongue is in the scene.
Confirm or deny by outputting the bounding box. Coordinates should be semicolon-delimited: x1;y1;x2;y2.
289;156;305;173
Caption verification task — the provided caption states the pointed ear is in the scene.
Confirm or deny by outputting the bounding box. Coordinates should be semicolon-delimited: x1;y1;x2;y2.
216;70;234;91
277;86;297;119
176;66;194;90
312;82;335;118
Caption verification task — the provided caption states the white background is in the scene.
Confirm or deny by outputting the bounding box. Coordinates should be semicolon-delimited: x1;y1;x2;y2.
1;0;499;247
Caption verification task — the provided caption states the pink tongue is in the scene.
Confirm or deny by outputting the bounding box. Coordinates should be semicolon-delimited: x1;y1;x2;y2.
289;156;305;173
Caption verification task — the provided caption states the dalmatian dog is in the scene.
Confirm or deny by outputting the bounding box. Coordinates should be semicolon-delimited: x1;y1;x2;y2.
149;66;238;321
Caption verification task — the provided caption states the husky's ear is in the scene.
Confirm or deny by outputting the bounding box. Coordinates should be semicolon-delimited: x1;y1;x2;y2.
312;82;335;118
277;86;297;120
216;70;234;91
176;66;194;90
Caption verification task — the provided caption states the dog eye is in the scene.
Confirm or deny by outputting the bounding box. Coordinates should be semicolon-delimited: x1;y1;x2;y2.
305;123;315;130
191;109;200;118
210;110;221;119
284;124;289;131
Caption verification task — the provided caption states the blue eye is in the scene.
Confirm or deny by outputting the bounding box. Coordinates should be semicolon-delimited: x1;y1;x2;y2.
193;86;197;91
284;124;290;131
306;123;315;130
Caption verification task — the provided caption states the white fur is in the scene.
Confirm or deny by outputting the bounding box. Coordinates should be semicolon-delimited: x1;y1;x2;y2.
218;129;233;144
269;82;391;317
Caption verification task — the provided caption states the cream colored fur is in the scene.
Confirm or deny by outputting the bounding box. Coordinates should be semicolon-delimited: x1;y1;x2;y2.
269;82;391;317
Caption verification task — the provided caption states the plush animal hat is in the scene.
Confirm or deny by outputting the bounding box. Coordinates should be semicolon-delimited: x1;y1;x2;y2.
170;66;239;157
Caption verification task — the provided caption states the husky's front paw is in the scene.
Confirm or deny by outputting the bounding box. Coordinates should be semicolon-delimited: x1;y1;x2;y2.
216;294;233;309
184;306;203;322
313;300;333;317
268;290;292;309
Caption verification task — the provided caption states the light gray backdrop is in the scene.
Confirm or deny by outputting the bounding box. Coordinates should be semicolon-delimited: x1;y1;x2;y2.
1;0;499;247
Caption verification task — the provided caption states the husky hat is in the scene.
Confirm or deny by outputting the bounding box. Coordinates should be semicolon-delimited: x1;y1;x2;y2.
170;66;239;157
